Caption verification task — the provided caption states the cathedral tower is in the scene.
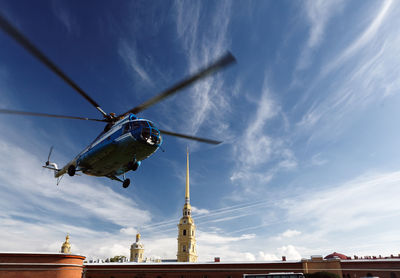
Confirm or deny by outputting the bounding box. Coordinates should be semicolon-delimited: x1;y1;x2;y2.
130;233;144;262
177;149;198;262
60;234;71;254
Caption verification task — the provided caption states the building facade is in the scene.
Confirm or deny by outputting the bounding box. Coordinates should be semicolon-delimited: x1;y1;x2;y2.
177;149;197;262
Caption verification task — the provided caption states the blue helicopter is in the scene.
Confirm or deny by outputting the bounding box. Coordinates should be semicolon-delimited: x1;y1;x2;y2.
0;13;235;188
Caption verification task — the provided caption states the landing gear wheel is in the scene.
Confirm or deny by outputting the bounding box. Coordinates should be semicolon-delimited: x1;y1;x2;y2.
68;165;76;176
122;179;130;188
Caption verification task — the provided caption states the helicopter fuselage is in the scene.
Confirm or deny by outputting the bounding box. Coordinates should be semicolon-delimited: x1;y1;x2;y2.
55;114;162;180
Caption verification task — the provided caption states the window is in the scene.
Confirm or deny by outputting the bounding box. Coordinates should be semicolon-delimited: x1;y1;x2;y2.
183;245;186;252
192;230;194;236
183;229;187;236
123;123;129;133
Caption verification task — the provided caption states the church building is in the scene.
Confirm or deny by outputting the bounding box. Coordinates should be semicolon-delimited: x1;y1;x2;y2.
177;149;198;262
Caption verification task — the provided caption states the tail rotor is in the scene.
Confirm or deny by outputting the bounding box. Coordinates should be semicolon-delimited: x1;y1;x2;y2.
45;146;53;166
43;146;58;171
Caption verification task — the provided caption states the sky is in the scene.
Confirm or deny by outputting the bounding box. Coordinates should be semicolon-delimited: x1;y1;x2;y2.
0;0;400;262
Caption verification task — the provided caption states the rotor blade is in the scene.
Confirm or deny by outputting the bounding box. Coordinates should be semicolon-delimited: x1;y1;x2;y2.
0;13;108;118
118;52;236;117
159;129;222;145
0;109;106;122
47;146;54;162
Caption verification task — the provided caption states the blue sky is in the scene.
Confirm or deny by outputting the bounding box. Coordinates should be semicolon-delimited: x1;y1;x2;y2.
1;0;400;262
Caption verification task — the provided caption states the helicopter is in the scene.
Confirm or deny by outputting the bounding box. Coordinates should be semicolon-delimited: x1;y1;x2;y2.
0;13;236;188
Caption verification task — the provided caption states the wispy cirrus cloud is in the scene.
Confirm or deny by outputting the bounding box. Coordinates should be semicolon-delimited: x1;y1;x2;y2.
118;39;154;88
274;170;400;255
230;75;296;190
297;0;400;140
297;0;344;71
174;0;234;141
286;171;400;233
322;0;393;76
52;1;79;35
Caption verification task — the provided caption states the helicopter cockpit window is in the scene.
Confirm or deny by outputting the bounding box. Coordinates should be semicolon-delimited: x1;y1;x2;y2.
130;121;141;130
123;123;130;133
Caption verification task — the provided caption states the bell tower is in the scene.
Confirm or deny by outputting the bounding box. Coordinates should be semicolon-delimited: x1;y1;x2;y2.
60;234;71;254
130;233;144;262
177;149;198;262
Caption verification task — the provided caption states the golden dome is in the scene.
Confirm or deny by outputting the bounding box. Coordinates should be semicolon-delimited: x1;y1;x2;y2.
60;234;71;254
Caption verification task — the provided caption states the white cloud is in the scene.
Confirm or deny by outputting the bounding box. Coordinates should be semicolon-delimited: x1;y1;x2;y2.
52;1;79;34
118;40;153;87
323;0;393;76
282;229;301;238
230;77;296;190
277;245;302;260
192;206;210;215
297;0;400;139
197;231;255;245
285;171;400;239
297;0;344;70
174;0;234;142
310;153;328;166
196;230;257;261
120;227;138;236
231;79;278;168
257;251;279;261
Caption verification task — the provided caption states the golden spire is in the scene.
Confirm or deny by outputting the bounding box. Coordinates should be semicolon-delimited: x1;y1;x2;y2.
177;148;197;262
136;233;141;242
185;147;190;204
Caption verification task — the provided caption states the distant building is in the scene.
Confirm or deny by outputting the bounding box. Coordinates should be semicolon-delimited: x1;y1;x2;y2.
177;149;198;262
60;234;71;254
130;233;144;262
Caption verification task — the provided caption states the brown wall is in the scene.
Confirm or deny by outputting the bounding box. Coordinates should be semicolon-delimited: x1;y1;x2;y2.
85;262;303;278
0;253;85;278
341;260;400;278
1;253;399;278
85;259;400;278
